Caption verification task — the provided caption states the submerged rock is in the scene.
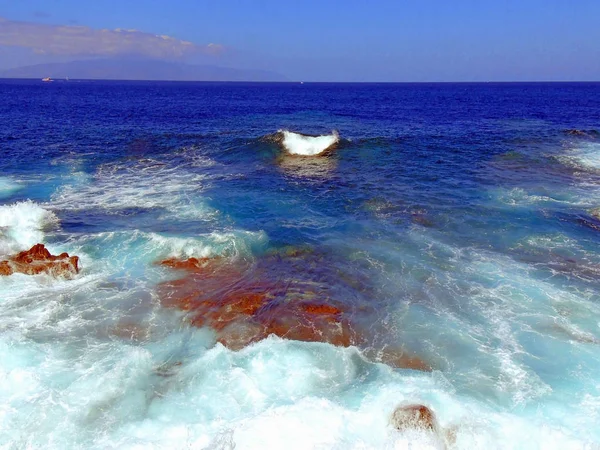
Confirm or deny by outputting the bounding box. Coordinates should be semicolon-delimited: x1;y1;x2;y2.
159;263;357;349
160;256;215;271
157;251;432;372
259;300;356;347
411;212;435;228
564;129;599;138
0;243;79;277
109;321;151;342
216;320;267;351
365;347;432;372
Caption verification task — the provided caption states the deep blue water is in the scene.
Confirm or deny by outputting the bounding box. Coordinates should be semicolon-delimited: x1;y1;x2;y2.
1;80;600;449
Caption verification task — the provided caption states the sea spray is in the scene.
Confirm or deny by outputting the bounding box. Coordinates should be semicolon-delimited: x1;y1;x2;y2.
561;141;600;171
0;201;58;255
281;130;339;156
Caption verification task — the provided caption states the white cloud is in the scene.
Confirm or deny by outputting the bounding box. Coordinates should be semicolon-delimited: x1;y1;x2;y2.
0;17;224;59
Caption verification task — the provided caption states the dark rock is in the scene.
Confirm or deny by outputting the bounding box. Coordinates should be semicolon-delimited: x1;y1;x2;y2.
564;129;599;138
0;260;13;276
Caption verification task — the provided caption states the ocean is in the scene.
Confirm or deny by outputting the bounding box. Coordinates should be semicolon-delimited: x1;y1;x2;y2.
1;80;599;449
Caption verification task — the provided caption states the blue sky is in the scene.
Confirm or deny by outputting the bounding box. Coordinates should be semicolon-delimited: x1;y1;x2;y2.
1;0;599;81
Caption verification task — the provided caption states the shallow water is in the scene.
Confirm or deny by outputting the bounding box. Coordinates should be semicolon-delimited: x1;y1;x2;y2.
1;80;600;449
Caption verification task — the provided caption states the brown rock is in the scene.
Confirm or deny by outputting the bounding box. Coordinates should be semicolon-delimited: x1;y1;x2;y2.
256;299;356;347
263;312;357;347
378;348;432;372
0;244;79;278
157;254;430;372
391;404;438;432
160;257;213;271
0;261;14;276
216;320;267;350
225;292;270;316
158;259;357;349
299;303;343;316
201;292;270;331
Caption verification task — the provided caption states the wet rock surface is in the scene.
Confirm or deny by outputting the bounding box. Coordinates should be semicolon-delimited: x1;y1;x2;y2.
391;404;438;432
157;248;432;371
0;243;79;277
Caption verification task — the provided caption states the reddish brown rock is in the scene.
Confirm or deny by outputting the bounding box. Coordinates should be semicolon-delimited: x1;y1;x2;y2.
299;302;343;316
256;299;356;347
157;254;431;372
157;257;240;311
13;243;54;264
264;315;356;347
391;404;438;432
160;257;214;271
198;292;271;331
216;320;268;350
158;259;357;348
0;260;13;276
0;244;79;277
377;348;432;372
224;291;270;316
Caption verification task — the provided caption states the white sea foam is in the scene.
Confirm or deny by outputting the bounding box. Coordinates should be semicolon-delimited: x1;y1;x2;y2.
64;228;268;280
561;142;600;171
49;158;217;220
2;144;600;449
360;228;600;420
0;201;58;256
1;224;598;448
147;230;267;260
0;331;596;449
491;185;600;210
456;250;598;396
0;176;22;199
281;130;339;156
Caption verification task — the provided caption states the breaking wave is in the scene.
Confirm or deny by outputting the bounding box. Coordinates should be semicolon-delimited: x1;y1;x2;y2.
560;142;600;171
0;201;58;256
280;130;340;156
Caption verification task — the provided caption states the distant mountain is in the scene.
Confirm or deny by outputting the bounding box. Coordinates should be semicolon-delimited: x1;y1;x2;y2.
0;58;288;82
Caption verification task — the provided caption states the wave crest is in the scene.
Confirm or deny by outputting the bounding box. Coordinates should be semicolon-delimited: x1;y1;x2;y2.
0;201;58;255
279;130;340;156
560;142;600;171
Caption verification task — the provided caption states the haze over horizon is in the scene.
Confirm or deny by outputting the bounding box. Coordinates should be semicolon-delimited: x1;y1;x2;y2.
1;0;599;82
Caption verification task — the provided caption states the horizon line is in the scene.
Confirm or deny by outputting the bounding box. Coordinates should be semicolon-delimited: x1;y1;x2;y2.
0;77;599;84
